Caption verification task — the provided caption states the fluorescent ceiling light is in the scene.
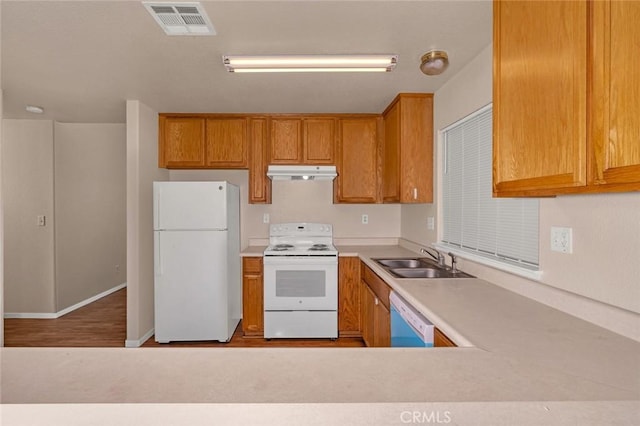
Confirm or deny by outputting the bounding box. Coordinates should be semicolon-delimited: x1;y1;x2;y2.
223;55;397;73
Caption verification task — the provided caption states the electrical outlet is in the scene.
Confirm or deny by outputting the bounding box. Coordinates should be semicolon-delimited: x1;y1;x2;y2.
263;213;270;224
37;215;46;226
362;214;369;224
551;226;573;253
427;216;435;230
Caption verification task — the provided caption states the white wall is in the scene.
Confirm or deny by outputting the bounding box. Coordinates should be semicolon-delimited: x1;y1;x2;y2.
2;120;56;313
2;120;128;316
54;123;127;310
126;100;169;347
169;170;402;248
1;4;4;344
402;44;640;340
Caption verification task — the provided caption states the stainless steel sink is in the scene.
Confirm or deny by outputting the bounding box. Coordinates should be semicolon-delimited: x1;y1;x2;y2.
375;259;425;268
389;267;474;279
375;258;439;269
372;257;474;279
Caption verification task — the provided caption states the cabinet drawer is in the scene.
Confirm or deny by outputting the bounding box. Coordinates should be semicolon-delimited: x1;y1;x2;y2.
243;257;263;274
362;264;391;310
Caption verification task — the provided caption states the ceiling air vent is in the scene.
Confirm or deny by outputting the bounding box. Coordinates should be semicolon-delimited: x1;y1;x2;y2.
143;2;216;35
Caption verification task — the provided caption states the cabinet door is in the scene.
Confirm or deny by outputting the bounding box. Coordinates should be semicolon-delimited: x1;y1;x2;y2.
338;257;361;337
374;301;390;347
493;0;588;195
590;0;640;190
434;328;456;347
382;102;400;202
382;94;434;203
270;118;302;164
242;257;264;337
248;118;272;204
335;118;380;203
360;281;375;347
159;116;206;168
303;118;336;164
205;118;248;168
398;95;433;203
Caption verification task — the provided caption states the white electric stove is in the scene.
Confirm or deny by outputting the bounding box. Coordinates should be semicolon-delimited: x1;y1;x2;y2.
263;223;338;339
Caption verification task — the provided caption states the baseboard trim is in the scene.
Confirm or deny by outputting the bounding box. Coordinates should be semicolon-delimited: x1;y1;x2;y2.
125;328;154;348
4;283;127;319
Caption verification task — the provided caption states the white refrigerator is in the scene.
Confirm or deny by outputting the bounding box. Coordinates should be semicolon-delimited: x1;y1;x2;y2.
153;181;241;343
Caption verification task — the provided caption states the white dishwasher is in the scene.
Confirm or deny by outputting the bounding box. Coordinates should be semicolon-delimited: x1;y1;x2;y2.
390;292;434;347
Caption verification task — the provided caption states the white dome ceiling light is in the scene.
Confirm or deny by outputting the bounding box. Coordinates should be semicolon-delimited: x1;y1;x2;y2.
420;50;449;76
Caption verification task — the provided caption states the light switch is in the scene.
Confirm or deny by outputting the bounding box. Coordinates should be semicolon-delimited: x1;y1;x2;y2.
551;226;573;253
37;215;46;226
427;216;435;230
263;213;270;224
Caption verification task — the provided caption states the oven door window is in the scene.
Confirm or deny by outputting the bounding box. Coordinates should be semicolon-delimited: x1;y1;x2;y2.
276;270;326;298
263;261;338;311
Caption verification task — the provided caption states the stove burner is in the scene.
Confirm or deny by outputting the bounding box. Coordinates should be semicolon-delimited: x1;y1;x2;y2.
273;244;294;250
308;246;329;251
312;244;328;248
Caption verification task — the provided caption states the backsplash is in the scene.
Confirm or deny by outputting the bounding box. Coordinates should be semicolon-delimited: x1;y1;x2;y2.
169;169;401;248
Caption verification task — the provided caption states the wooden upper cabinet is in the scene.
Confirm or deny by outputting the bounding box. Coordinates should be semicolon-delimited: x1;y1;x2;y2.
383;102;400;202
204;118;248;168
493;0;639;196
159;114;248;169
248;118;271;204
382;94;434;203
269;117;336;165
159;116;206;168
303;118;336;164
270;118;303;164
334;117;381;203
589;0;640;190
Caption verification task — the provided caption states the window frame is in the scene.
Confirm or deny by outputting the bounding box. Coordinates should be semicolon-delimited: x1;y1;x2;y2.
436;104;543;281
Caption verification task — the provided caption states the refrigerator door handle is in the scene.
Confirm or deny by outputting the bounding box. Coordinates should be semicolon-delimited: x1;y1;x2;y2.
155;233;163;276
156;188;161;229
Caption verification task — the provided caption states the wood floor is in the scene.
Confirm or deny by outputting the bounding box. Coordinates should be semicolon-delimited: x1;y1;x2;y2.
4;288;364;348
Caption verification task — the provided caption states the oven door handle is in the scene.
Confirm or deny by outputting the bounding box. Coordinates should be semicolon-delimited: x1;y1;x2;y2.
263;256;338;266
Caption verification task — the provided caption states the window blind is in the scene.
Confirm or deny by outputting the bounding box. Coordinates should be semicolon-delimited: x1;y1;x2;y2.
442;106;539;268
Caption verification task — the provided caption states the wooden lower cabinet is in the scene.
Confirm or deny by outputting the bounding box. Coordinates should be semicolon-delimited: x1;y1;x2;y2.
434;328;456;347
360;263;391;347
242;257;264;337
374;300;391;347
360;283;375;346
242;256;364;339
338;257;361;337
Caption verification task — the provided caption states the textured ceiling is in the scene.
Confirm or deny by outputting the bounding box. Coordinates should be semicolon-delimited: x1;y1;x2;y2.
2;1;492;123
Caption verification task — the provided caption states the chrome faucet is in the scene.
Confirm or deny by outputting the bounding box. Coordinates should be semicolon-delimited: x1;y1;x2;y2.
420;247;445;267
448;252;458;273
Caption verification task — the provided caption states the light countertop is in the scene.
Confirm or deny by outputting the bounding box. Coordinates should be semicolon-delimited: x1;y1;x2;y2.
2;244;639;425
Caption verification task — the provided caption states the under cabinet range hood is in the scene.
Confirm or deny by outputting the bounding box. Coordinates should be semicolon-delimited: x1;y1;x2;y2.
267;165;337;181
